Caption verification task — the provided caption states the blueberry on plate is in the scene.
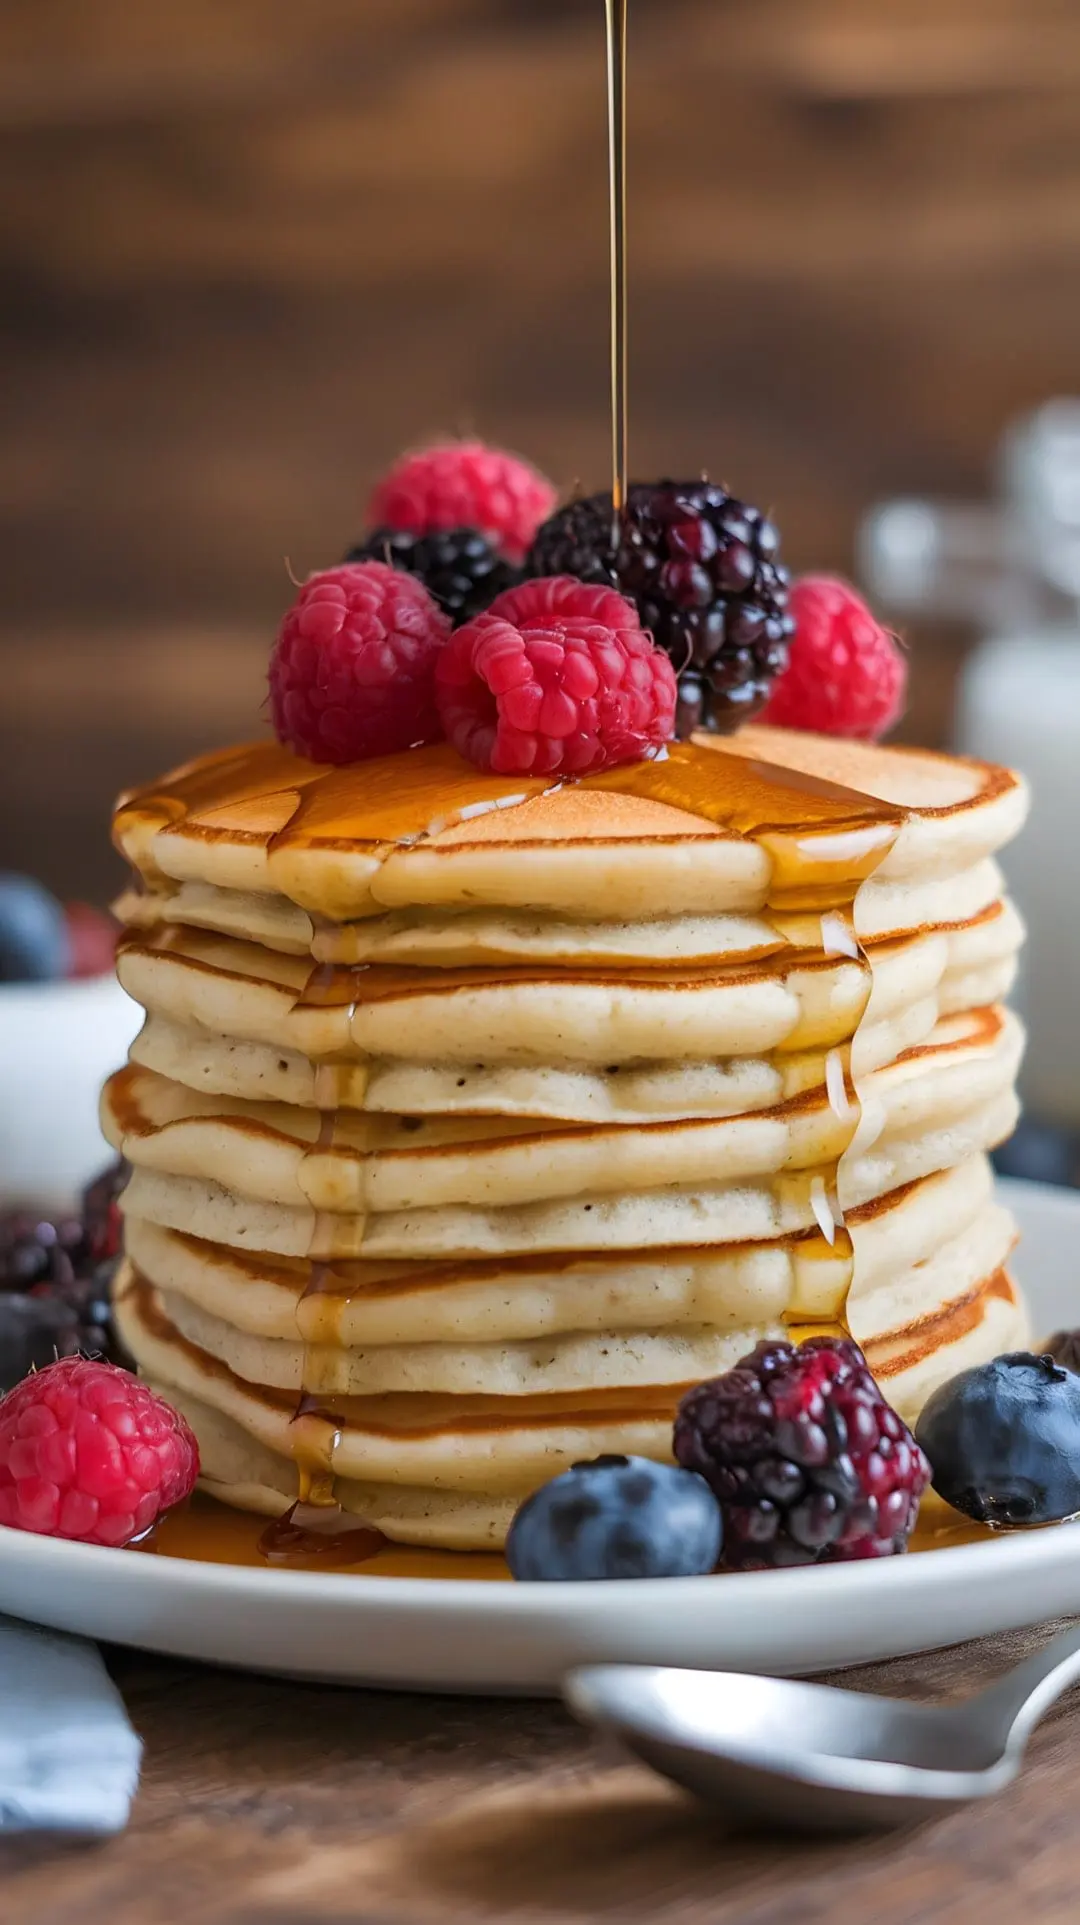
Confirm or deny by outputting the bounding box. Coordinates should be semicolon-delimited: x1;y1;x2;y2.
915;1352;1080;1527
0;874;69;983
505;1454;723;1581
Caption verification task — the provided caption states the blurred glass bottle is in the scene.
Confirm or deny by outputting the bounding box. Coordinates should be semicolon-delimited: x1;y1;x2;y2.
860;400;1080;1133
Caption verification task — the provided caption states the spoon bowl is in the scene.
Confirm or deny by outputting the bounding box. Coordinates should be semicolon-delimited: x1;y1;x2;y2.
566;1624;1080;1831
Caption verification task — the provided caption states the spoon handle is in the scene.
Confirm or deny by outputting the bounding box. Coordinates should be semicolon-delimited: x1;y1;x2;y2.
970;1622;1080;1752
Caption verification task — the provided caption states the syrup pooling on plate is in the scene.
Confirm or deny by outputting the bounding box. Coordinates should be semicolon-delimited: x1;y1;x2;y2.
146;1489;996;1577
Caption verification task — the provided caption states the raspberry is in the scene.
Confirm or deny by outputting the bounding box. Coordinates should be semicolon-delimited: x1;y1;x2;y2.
674;1337;930;1570
64;902;118;979
345;527;519;626
368;441;557;565
759;576;906;740
268;562;451;765
434;587;677;776
0;1357;198;1547
527;483;792;733
485;574;642;632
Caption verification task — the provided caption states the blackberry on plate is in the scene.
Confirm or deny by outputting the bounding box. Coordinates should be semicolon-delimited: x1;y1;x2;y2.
526;482;794;733
346;527;520;627
674;1336;931;1569
506;1454;723;1582
915;1352;1080;1527
0;1159;129;1393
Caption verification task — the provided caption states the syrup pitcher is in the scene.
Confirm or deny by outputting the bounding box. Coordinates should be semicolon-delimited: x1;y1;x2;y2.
860;401;1080;1151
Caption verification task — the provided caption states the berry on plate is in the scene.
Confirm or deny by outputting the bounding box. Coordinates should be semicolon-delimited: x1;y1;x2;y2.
915;1352;1080;1527
345;527;520;627
268;562;451;764
0;1162;128;1394
760;575;906;740
0;874;70;984
0;1357;198;1547
434;578;677;776
526;482;792;732
64;901;119;979
367;440;557;565
674;1337;930;1569
506;1454;722;1581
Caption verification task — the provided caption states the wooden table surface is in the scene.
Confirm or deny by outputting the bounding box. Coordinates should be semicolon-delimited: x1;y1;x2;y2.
3;1622;1080;1925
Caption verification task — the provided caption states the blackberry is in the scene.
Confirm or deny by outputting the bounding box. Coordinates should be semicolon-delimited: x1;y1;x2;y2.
674;1337;930;1570
0;1159;129;1392
346;527;519;626
526;483;794;732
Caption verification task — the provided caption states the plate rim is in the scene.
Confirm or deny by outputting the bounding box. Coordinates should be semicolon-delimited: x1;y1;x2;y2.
1;1506;1077;1618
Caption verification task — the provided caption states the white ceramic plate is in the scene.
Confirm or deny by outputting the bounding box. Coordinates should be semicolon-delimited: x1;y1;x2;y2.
0;1176;1077;1694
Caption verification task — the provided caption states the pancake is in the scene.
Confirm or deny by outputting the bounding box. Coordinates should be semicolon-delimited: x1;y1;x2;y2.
121;1154;999;1347
138;1380;533;1547
115;924;883;1065
103;1010;1022;1220
118;1083;1019;1264
125;895;1020;1122
113;855;1009;965
121;1188;1018;1403
112;730;1027;922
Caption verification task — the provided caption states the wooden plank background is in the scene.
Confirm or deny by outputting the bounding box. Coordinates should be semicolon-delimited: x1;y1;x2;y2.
4;0;1080;900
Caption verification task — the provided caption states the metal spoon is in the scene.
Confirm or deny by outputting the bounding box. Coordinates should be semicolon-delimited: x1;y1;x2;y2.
565;1626;1080;1831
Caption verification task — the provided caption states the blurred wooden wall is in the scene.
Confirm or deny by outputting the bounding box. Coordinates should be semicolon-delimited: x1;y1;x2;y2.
4;0;1080;899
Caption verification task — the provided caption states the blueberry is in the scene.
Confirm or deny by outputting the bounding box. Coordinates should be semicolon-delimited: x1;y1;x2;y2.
0;874;69;983
915;1352;1080;1526
505;1454;723;1581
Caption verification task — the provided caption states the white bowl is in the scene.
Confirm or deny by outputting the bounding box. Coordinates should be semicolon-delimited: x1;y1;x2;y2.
0;975;141;1211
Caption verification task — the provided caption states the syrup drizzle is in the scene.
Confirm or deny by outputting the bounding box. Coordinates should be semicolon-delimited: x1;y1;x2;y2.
605;0;629;515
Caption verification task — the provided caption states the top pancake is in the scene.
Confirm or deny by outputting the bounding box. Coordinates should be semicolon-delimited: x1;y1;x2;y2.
113;727;1027;923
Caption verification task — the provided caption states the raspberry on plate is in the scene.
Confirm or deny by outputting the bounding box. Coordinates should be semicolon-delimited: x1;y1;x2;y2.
64;902;119;980
674;1336;931;1569
434;579;677;776
760;575;906;740
367;440;557;565
268;562;451;765
0;1357;198;1548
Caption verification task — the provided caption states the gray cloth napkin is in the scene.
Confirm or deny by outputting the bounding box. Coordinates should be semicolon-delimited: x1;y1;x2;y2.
0;1616;142;1834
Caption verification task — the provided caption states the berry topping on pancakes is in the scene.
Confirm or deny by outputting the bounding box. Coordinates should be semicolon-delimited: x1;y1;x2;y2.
761;576;906;740
434;581;676;774
367;440;556;565
268;562;451;764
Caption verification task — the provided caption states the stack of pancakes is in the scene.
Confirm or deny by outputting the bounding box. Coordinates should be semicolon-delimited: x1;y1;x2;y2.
104;724;1029;1548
